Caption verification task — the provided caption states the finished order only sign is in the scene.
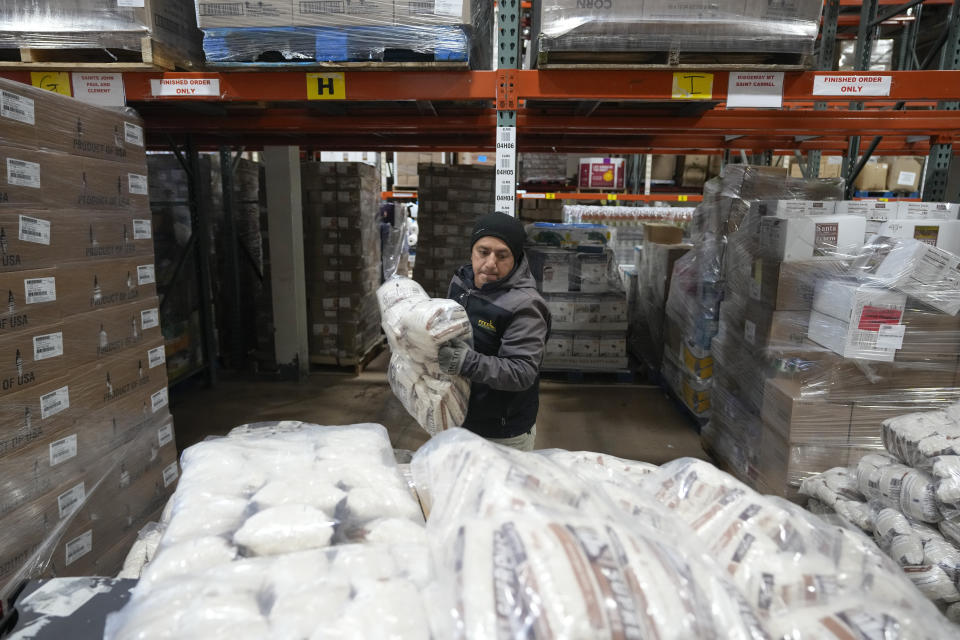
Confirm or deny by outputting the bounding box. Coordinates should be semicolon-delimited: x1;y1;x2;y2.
812;74;892;97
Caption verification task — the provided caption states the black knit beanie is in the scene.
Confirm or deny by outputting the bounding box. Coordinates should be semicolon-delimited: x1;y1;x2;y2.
471;213;525;262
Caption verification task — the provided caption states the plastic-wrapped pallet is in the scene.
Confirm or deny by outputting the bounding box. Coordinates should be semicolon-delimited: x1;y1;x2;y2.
378;278;471;435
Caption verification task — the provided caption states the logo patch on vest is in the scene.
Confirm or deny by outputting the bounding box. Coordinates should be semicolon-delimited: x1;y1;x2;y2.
477;318;496;333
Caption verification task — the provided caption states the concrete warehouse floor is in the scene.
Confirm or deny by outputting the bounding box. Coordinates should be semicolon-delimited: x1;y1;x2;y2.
170;350;706;465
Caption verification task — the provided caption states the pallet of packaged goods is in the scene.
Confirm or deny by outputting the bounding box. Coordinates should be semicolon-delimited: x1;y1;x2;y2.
302;162;384;369
0;76;178;601
533;0;821;69
0;0;201;70
195;0;493;69
526;223;629;374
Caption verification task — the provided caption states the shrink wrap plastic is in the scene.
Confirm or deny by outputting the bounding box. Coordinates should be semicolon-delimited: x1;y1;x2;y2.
536;0;824;56
378;277;471;435
104;421;431;640
411;428;955;638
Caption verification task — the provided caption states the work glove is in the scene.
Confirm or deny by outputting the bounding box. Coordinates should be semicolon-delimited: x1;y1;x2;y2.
437;339;470;376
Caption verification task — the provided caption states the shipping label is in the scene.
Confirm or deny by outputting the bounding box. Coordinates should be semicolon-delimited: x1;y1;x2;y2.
147;345;165;369
858;306;903;332
65;530;92;566
57;482;86;519
24;277;56;304
162;461;178;487
7;158;40;189
132;219;152;239
137;264;155;285
124;122;144;146
158;422;173;448
0;90;35;125
141;308;160;330
151;387;168;413
128;173;148;195
49;432;77;466
19;215;50;245
41;385;70;420
33;331;63;361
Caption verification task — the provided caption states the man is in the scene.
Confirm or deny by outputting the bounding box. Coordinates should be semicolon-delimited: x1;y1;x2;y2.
437;213;551;451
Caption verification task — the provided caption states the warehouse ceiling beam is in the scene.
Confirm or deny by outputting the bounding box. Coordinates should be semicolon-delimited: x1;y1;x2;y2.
871;0;926;28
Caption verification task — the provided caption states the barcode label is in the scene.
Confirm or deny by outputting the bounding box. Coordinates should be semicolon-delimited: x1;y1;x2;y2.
33;331;63;360
41;385;70;420
65;531;92;566
497;126;516;146
58;482;86;519
132;219;152;239
141;308;160;330
162;461;179;487
158;423;173;447
128;173;148;195
7;158;40;188
147;345;165;368
117;0;145;6
137;264;155;285
499;155;513;169
875;323;906;350
1;90;35;125
151;387;168;412
124;122;144;146
19;215;50;245
499;182;513;196
49;432;77;466
24;277;56;304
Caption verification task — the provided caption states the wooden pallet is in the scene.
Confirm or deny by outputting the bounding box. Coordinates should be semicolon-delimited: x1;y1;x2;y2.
537;50;812;70
309;338;386;376
0;36;195;71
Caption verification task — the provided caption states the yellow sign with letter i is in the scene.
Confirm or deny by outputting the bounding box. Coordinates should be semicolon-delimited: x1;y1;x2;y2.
671;72;713;100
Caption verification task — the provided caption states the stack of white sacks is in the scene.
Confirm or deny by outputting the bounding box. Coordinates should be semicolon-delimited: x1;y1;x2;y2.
104;422;431;640
412;429;956;637
377;277;471;435
801;403;960;621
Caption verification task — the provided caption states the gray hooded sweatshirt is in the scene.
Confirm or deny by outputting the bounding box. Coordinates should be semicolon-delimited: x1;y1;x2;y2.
447;255;551;438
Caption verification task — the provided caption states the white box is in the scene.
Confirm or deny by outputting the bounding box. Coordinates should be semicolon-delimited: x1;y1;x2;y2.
572;334;599;358
897;202;960;221
541;256;571;293
573;300;600;324
598;334;626;358
835;200;899;222
546;333;573;358
877;219;960;254
867;239;960;315
808;280;907;362
760;215;866;261
546;297;574;325
764;200;838;218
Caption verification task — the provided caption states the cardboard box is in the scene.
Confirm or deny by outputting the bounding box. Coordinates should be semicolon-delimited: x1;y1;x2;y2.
681;166;707;189
761;378;853;444
0;376;76;462
57;258;158;318
545;332;573;358
827;359;960;403
572;333;599;358
759;215;866;261
864;239;960;315
650;155;677;182
67;338;168;415
0;268;60;335
877;219;960;253
761;200;838;218
886;157;923;193
747;258;848;311
642;223;683;245
297;0;395;27
743;307;809;350
853;160;890;192
789;156;844;180
578;158;625;190
62;297;164;366
897;201;960;221
571;252;611;293
598;333;626;359
664;315;713;379
810;280;907;362
458;152;496;167
756;429;861;499
196;0;294;28
527;247;572;293
0;322;69;399
836;199;899;222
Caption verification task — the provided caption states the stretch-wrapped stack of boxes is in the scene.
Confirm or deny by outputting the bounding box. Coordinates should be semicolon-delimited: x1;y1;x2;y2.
302;162;383;365
705;194;960;500
412;164;495;299
631;223;692;377
525;223;627;371
0;78;177;600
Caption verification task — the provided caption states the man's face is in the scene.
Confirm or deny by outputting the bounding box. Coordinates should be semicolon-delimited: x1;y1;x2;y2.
471;236;514;288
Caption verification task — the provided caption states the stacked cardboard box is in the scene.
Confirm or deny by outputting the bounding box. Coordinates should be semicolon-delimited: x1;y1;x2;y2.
412;164;495;299
519;197;565;224
665;168;845;423
0;78;177;599
563;205;695;269
705;195;960;500
0;0;202;63
302;162;383;364
520;153;570;184
526;224;628;371
395;152;443;189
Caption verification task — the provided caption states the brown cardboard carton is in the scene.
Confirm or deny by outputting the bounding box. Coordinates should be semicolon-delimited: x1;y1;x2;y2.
642;222;684;245
196;0;294;28
853;161;890;192
789;156;844;179
0;268;60;334
886;157;923;193
897;308;960;362
761;377;853;444
62;297;164;366
756;429;858;500
0;376;76;462
0;321;71;399
0;147;47;207
57;257;158;318
849;402;914;449
67;338;168;415
40;103;147;166
749;258;848;311
743;306;809;350
0;212;62;271
650;155;678;181
74;158;151;213
826;359;960;403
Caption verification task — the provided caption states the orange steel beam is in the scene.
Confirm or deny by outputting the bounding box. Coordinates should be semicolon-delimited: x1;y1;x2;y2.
520;70;960;102
519;192;704;202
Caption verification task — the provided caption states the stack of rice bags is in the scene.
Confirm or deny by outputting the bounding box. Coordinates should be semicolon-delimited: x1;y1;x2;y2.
412;428;953;638
377;278;471;435
801;403;960;621
104;422;432;639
